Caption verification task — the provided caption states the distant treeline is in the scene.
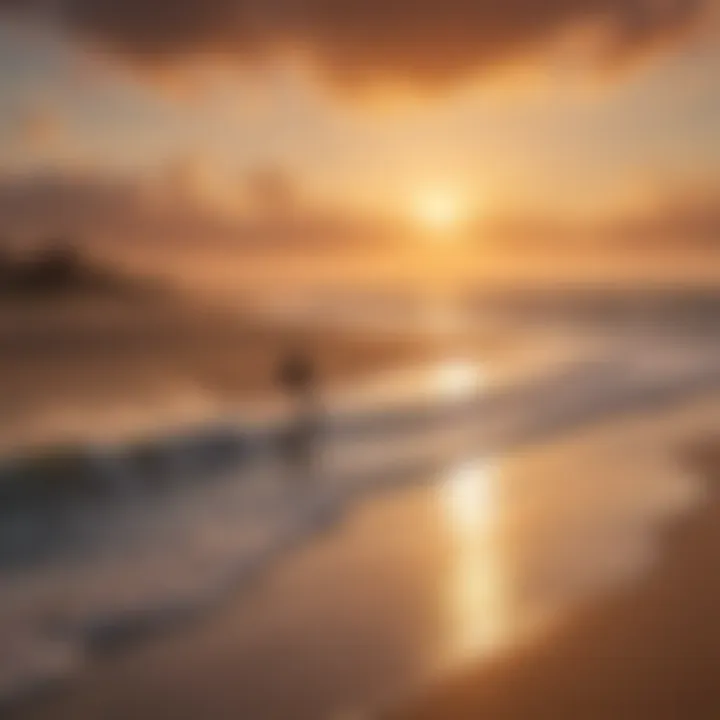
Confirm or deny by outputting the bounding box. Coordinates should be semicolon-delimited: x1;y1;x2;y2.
0;240;149;298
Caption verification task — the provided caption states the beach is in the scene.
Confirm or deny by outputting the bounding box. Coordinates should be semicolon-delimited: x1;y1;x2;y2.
3;282;720;719
391;428;720;719
2;3;719;716
0;287;463;453
8;388;720;720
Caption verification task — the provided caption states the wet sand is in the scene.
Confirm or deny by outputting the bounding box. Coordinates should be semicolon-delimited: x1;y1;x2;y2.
0;294;448;452
10;396;720;720
392;431;720;718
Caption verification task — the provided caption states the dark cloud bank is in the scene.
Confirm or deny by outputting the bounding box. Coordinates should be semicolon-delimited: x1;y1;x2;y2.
1;0;712;88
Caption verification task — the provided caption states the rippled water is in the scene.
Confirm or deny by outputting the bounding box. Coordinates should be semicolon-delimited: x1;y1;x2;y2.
2;327;720;708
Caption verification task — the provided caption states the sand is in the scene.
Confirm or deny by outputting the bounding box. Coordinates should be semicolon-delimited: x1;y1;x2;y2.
390;433;720;718
8;395;720;720
0;293;448;452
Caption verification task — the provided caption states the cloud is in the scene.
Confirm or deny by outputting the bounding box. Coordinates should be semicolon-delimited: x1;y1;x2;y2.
2;0;713;91
613;180;720;245
13;107;65;151
0;172;140;244
0;169;396;254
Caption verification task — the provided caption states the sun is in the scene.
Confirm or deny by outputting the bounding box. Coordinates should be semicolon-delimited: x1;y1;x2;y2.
412;190;467;234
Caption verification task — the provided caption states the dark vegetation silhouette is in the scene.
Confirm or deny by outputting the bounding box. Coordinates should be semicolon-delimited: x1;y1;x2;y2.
0;238;152;299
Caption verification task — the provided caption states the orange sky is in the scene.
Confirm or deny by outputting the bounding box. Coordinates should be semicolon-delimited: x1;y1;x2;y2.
0;0;718;242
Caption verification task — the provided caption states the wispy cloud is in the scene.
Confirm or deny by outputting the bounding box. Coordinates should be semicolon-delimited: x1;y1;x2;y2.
13;106;65;151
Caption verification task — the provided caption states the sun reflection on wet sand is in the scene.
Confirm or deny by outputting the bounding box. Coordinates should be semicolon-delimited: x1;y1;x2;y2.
440;458;510;663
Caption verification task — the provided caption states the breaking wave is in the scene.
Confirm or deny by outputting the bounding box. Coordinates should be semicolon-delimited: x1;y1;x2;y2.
2;333;720;708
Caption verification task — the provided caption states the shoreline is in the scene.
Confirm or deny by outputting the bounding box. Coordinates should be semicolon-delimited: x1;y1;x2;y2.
0;292;458;455
389;435;720;720
8;395;720;720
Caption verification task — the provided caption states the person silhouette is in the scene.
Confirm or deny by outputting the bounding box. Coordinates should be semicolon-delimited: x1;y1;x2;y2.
276;349;320;482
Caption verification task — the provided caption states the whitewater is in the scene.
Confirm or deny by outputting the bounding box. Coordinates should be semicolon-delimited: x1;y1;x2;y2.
1;327;720;708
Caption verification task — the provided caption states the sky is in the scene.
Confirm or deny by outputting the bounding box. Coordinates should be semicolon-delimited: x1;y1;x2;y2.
0;0;718;251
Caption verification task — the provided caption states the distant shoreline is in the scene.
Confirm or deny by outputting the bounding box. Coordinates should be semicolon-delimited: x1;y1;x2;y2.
0;290;445;454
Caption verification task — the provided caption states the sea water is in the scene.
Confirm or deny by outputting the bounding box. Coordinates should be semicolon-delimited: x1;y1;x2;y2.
1;323;720;707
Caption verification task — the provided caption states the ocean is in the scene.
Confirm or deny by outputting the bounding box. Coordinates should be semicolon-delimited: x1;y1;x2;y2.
2;301;720;708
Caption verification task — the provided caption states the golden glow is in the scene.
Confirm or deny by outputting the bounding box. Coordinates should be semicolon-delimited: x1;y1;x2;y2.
441;458;509;662
412;189;468;234
443;460;497;532
432;359;483;398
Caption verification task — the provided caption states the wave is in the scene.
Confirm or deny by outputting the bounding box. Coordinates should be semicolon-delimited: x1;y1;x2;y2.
2;336;720;709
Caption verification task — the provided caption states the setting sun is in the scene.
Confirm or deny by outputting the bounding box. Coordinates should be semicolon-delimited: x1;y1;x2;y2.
413;190;468;234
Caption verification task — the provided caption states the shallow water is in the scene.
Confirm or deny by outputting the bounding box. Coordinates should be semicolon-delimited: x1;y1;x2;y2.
10;399;715;720
2;325;720;708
